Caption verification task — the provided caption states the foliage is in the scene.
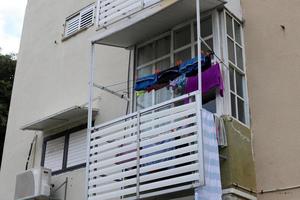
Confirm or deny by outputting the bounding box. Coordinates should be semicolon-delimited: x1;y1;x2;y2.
0;53;16;129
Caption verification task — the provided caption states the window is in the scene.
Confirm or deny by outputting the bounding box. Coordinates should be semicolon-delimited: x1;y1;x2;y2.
136;16;215;112
64;4;95;37
225;12;247;124
41;125;87;175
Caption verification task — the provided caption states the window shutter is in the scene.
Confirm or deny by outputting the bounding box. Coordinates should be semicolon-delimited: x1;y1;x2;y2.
80;5;95;29
44;137;65;172
67;129;87;168
65;14;80;36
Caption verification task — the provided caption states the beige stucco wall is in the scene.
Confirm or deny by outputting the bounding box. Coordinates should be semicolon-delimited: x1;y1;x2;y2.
242;0;300;199
0;0;130;199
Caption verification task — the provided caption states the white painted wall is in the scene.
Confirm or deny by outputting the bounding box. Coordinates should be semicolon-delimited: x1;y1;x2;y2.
0;0;129;199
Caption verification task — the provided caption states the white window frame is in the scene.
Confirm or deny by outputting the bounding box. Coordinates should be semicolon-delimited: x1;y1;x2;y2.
41;125;87;175
221;10;250;126
64;4;95;38
134;11;223;114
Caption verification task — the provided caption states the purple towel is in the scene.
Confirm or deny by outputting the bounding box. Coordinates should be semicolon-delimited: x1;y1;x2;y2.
184;63;224;96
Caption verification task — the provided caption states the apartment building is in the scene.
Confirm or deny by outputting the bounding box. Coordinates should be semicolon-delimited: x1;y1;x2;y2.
0;0;299;200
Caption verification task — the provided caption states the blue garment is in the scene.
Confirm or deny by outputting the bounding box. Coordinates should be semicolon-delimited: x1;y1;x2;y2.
135;74;158;91
179;55;211;77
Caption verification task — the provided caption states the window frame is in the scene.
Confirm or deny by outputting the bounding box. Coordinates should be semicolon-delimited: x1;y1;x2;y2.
134;12;219;112
63;3;95;39
41;124;87;175
223;10;250;126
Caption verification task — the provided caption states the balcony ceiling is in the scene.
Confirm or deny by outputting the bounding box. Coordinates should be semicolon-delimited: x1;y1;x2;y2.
93;0;226;48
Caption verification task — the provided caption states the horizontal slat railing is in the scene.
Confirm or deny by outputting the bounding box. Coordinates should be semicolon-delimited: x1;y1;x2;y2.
87;92;204;200
97;0;161;27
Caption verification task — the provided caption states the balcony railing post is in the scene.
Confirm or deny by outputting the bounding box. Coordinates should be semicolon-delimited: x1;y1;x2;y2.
195;92;205;187
86;43;95;200
96;0;100;28
195;0;205;187
136;111;141;199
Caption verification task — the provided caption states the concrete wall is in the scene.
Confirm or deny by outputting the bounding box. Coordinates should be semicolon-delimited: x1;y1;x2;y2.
241;0;300;199
0;0;129;199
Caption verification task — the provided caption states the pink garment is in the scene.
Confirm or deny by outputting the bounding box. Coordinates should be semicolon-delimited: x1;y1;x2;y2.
184;63;224;96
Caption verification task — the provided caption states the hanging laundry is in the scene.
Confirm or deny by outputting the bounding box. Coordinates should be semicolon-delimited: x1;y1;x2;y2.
170;74;186;89
157;66;180;84
179;54;212;77
135;74;158;91
184;63;224;96
215;116;227;147
136;90;146;97
195;109;222;200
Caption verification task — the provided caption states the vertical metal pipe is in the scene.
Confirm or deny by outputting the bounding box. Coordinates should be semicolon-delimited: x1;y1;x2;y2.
136;111;141;199
195;0;205;189
85;43;95;200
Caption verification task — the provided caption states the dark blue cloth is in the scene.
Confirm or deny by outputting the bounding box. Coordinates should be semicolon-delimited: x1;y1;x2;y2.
179;55;211;77
135;74;158;91
157;66;180;84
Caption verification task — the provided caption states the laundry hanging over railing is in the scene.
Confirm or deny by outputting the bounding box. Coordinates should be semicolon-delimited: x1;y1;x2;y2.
134;54;224;98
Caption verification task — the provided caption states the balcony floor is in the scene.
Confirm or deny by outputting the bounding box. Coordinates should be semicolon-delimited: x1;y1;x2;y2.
93;0;225;48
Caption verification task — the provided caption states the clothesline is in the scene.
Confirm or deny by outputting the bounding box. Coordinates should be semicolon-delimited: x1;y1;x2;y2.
102;38;227;88
200;37;230;71
96;37;230;98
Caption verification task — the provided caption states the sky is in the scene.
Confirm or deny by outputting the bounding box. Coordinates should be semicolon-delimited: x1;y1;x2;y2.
0;0;27;54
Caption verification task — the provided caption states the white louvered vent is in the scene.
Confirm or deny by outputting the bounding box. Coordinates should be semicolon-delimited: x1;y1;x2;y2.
97;0;161;27
65;4;95;37
67;129;87;168
44;137;65;172
65;14;80;36
80;6;95;29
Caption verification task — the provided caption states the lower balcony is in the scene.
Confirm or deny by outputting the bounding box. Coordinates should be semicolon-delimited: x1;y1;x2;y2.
85;93;257;200
87;92;205;200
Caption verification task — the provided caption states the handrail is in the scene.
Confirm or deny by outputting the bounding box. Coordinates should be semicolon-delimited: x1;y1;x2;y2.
93;91;199;130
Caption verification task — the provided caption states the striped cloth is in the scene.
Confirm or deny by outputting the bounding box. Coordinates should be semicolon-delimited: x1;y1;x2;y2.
195;109;222;200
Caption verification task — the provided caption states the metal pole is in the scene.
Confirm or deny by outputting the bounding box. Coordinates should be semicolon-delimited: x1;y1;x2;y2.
85;43;95;200
195;0;205;190
136;111;141;199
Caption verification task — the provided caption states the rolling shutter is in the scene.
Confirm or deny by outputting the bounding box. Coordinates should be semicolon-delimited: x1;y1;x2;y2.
44;136;65;172
67;129;87;168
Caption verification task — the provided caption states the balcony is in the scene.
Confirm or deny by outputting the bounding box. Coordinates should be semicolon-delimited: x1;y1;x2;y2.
92;0;226;47
87;92;205;200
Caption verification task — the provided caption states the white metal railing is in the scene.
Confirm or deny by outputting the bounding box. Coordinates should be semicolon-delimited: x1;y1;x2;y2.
97;0;161;27
87;92;204;200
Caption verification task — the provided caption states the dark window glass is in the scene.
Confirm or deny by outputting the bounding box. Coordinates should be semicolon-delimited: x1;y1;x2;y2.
227;38;235;64
226;14;233;38
155;36;171;58
231;93;236;118
174;48;191;63
229;66;235;92
236;45;244;70
237;97;245;123
138;43;154;65
236;71;244;98
174;25;191;49
234;21;242;44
